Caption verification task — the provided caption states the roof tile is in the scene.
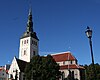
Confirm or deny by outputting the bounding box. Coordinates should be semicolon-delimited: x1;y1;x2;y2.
52;52;76;62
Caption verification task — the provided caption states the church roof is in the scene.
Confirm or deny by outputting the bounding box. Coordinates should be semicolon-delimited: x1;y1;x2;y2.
16;58;28;72
52;52;77;62
21;31;39;40
60;64;85;70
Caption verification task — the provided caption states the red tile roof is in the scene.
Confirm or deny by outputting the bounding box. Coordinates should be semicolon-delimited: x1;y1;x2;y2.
60;64;85;70
52;52;76;62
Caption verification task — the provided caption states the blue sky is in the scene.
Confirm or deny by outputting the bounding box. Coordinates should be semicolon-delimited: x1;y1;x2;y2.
0;0;100;66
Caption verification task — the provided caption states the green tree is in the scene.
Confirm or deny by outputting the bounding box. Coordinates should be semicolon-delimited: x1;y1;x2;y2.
84;63;100;80
25;55;61;80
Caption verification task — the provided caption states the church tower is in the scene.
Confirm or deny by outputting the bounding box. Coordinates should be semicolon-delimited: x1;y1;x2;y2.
19;8;39;62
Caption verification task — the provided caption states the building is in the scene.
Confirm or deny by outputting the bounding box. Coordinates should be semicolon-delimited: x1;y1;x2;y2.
0;67;8;80
8;8;85;80
52;52;85;80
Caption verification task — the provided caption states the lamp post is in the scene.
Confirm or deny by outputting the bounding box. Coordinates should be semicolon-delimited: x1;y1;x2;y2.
85;26;96;79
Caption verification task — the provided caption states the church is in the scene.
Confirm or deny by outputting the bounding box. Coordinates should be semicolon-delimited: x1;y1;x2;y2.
8;8;85;80
8;8;39;80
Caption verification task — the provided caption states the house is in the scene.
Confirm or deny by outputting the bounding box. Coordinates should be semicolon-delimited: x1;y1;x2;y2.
0;68;8;80
52;52;85;80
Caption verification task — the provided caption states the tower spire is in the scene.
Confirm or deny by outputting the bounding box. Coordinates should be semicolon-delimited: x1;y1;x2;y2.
21;7;39;40
27;8;33;32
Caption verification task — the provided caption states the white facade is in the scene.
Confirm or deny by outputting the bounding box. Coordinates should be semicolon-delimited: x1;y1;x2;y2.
19;37;39;62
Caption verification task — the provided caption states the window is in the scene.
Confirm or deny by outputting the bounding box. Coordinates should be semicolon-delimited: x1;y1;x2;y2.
24;50;26;55
32;40;33;44
70;61;73;64
24;40;26;44
72;71;74;79
32;40;37;46
33;51;35;55
27;40;28;43
10;74;13;78
2;73;4;76
22;41;23;45
63;61;65;65
35;41;37;46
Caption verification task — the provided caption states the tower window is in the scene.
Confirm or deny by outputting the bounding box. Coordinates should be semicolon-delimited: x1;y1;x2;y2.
24;50;26;55
32;40;33;44
27;40;28;43
32;40;37;46
33;51;35;55
24;40;26;44
22;41;23;45
34;41;37;46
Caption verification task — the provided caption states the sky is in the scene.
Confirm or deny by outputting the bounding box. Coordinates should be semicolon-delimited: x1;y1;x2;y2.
0;0;100;66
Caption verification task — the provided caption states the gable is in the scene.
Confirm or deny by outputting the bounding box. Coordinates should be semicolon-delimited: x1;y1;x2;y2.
8;57;28;74
8;57;20;74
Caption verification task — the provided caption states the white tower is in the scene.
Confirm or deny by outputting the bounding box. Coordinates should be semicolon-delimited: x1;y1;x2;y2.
19;9;39;62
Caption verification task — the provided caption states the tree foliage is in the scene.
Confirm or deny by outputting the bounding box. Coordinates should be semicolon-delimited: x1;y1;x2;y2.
84;63;100;80
25;55;61;80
